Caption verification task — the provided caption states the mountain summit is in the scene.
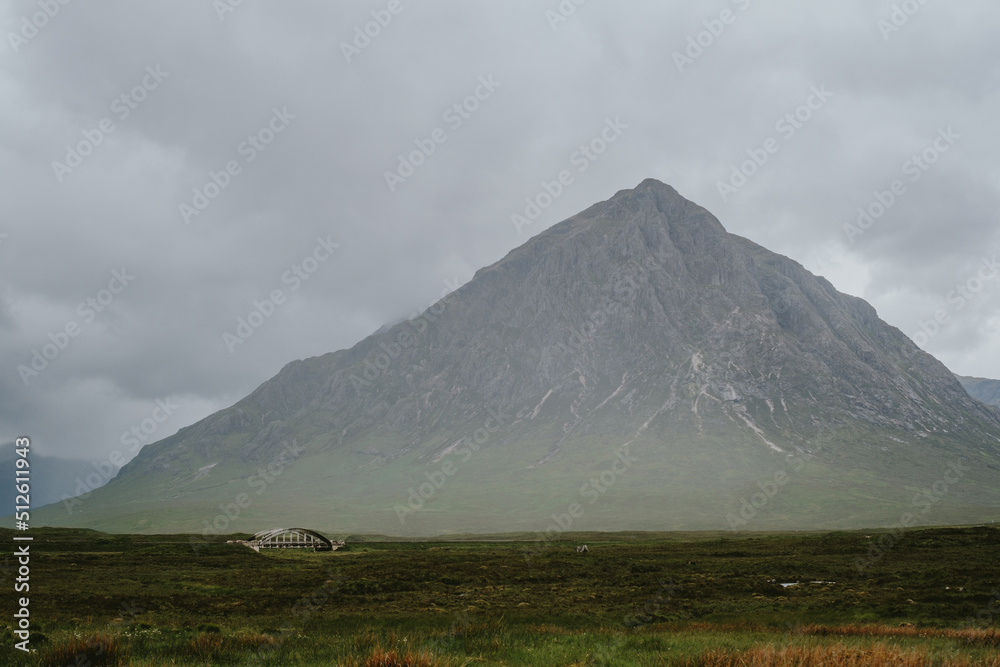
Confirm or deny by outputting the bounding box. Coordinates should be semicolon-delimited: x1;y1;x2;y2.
35;179;1000;535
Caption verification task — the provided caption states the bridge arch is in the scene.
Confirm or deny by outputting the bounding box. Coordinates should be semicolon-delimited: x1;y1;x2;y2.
231;528;343;552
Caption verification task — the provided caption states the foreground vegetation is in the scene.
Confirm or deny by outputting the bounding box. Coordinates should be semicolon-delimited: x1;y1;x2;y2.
2;525;999;665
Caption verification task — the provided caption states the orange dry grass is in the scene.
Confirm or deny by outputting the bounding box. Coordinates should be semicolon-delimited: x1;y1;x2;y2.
40;633;128;667
182;631;278;658
340;646;452;667
801;624;1000;645
525;624;572;635
689;644;1000;667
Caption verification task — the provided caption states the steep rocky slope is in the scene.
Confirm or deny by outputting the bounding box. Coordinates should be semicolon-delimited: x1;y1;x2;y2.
32;180;1000;535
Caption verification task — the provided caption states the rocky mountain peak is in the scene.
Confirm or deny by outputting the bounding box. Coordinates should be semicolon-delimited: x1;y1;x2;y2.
33;180;1000;535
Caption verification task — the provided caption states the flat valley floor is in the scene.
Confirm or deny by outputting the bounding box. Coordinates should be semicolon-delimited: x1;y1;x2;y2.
3;526;1000;665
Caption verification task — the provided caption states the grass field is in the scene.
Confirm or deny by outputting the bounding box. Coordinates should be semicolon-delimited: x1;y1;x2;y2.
2;525;999;665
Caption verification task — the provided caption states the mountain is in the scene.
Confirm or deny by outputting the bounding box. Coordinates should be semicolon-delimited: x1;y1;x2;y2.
1;443;97;511
957;376;1000;408
30;179;1000;536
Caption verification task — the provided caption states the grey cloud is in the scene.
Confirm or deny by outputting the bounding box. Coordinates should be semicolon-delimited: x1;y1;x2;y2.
1;0;997;462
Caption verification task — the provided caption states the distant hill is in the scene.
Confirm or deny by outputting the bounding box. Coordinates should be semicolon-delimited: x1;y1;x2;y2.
1;442;97;513
30;179;1000;535
957;376;1000;408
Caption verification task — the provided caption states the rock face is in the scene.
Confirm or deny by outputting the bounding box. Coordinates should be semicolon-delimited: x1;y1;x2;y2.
33;179;1000;535
958;376;1000;408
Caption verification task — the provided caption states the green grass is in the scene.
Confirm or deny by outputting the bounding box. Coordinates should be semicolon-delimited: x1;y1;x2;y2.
2;526;999;665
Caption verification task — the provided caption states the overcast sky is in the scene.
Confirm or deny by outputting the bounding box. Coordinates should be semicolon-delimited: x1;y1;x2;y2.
2;0;999;465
